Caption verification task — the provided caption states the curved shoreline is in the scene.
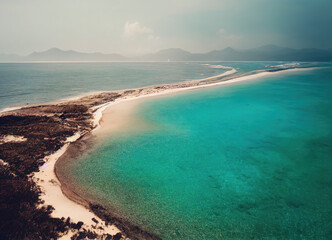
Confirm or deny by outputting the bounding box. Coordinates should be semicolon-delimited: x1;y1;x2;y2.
0;65;317;239
54;132;162;240
51;66;317;238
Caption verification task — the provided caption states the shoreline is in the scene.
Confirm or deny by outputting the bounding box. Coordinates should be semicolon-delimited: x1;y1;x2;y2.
0;65;317;239
51;66;317;237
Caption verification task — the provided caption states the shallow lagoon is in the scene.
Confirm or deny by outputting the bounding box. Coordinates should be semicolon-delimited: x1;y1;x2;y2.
68;67;332;239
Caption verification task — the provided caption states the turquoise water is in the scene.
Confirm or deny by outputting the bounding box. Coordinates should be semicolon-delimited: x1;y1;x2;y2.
1;61;329;238
0;61;295;110
66;66;332;239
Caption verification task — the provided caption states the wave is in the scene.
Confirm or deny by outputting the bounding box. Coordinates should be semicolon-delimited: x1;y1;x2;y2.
202;64;233;69
265;62;301;68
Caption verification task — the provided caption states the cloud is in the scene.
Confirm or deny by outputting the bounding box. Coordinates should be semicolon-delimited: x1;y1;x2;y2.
124;21;159;40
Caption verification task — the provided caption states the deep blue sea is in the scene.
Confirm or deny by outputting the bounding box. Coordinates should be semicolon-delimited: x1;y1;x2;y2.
0;61;293;110
1;62;331;239
63;64;332;239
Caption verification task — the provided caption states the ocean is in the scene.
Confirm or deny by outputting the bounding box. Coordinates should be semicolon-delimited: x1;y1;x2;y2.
2;62;331;239
63;64;332;239
0;61;293;111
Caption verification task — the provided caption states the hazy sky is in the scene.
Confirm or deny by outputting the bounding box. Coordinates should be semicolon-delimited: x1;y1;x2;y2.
0;0;331;56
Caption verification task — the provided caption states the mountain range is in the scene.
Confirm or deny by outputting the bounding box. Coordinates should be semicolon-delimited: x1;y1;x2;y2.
1;45;331;62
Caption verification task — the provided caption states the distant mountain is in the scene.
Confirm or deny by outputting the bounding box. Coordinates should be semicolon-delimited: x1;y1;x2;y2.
141;48;192;61
0;53;24;62
26;48;125;61
140;45;332;61
199;45;332;61
1;45;332;62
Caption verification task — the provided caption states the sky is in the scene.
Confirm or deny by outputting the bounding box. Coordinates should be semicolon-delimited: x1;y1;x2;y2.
0;0;331;56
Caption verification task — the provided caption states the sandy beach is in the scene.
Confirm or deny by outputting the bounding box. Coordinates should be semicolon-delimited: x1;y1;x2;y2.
0;65;316;239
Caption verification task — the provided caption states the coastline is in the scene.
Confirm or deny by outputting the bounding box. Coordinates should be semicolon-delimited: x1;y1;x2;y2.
0;65;317;239
33;133;121;239
52;66;317;237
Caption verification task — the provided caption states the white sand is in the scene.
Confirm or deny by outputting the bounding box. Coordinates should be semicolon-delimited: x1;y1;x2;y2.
33;132;120;239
